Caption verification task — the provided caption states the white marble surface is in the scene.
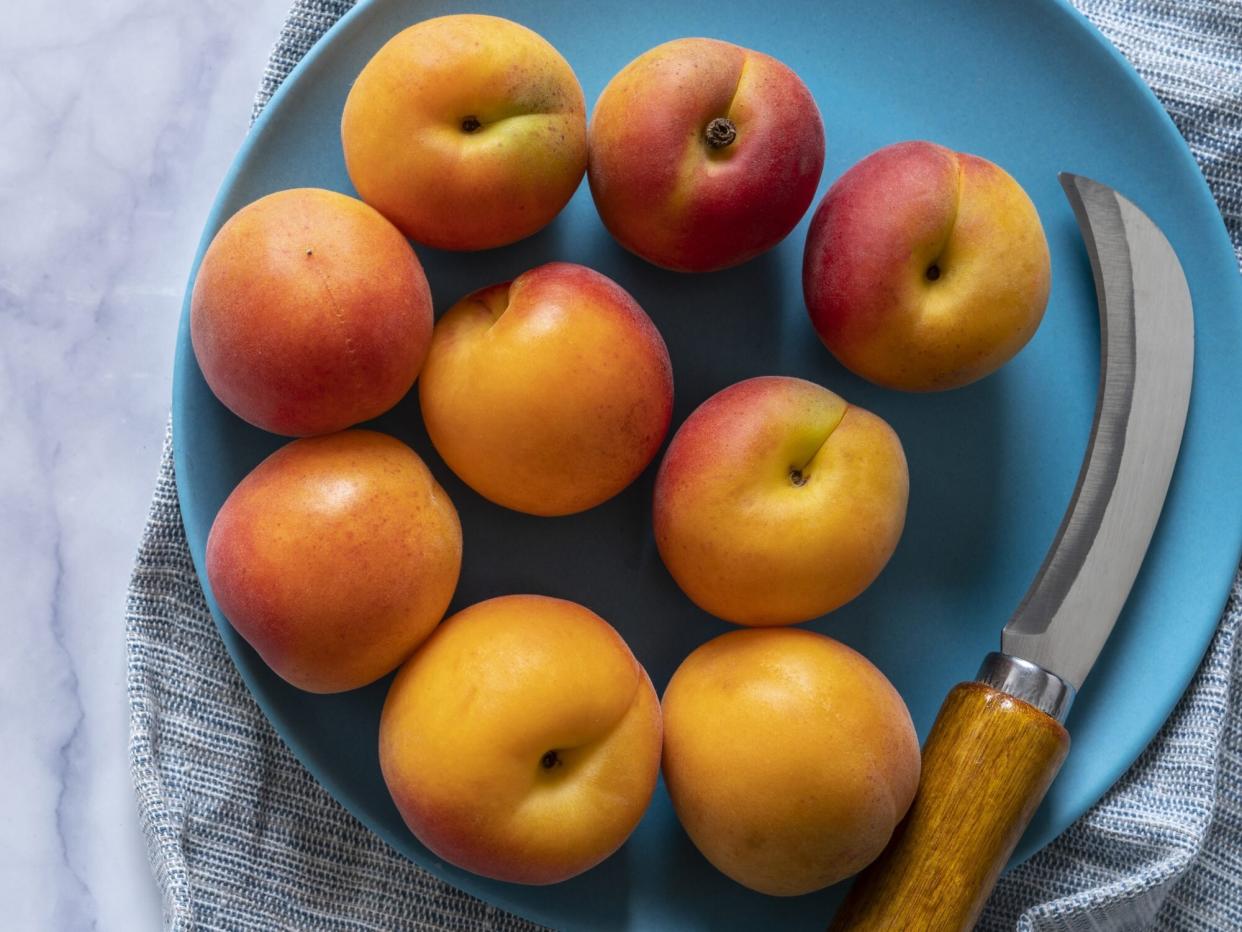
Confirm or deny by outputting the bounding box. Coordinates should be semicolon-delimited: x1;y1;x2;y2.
1;0;298;927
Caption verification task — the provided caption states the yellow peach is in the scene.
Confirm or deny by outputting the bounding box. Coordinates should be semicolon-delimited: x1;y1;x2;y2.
379;595;662;884
803;141;1051;391
205;431;461;693
419;262;673;516
662;628;920;896
654;376;908;626
190;188;432;437
342;14;587;250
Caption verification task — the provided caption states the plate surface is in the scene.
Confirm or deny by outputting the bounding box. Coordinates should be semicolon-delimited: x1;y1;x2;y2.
173;0;1242;927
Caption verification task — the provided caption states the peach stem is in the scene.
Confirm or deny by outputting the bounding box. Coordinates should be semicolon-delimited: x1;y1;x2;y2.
705;117;737;148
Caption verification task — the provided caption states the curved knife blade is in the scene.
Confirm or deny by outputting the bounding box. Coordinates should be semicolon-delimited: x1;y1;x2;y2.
1002;175;1194;691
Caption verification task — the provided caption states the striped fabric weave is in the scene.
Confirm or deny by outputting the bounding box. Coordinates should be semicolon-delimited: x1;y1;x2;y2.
128;1;1242;928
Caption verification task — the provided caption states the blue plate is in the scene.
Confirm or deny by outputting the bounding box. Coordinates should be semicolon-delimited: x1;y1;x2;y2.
173;0;1242;927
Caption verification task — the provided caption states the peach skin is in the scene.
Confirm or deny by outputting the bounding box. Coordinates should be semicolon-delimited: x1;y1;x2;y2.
418;261;674;516
190;188;433;437
379;595;663;885
589;37;825;272
205;430;462;693
662;627;920;896
654;376;908;625
341;14;587;251
803;140;1051;391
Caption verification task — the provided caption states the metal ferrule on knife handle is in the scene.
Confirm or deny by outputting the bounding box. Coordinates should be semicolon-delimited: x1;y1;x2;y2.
976;652;1076;722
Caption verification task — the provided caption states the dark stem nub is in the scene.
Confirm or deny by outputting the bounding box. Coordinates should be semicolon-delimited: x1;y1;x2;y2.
540;750;561;770
790;468;808;487
461;115;482;133
925;263;942;282
705;117;737;149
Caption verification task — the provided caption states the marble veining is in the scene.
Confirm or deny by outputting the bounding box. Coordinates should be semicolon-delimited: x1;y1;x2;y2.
1;0;295;927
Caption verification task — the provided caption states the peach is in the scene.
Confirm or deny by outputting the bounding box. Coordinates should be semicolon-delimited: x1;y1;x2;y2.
588;38;824;272
341;14;587;251
379;595;662;884
418;262;674;516
654;376;907;626
205;430;462;693
662;627;920;896
803;141;1051;391
190;187;433;436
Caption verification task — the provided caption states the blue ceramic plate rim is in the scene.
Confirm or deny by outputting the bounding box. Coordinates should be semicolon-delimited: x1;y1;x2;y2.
172;0;1242;927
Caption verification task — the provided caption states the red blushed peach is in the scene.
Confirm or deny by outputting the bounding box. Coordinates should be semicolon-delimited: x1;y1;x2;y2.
190;188;433;436
205;430;462;693
418;262;674;516
588;38;825;272
803;141;1051;391
654;376;908;626
342;15;587;251
379;595;662;885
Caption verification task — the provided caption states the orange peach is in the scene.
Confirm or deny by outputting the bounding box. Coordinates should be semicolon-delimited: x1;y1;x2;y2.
654;376;907;625
341;14;587;251
662;628;920;896
190;188;433;436
588;38;825;272
418;262;674;516
205;430;461;693
379;595;662;884
803;141;1051;391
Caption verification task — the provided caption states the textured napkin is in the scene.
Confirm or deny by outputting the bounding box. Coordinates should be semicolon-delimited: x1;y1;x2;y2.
127;1;1242;928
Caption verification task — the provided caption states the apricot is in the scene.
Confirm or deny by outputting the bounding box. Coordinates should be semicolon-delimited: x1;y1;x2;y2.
190;188;432;436
380;595;662;884
803;141;1051;391
419;262;673;516
206;431;461;693
589;38;824;271
662;628;920;895
342;15;587;251
654;376;908;626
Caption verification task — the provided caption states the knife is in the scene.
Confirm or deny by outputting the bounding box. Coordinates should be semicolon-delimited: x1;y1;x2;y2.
831;174;1195;931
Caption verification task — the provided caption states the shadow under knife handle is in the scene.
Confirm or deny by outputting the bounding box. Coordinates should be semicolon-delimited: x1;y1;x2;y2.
830;672;1071;932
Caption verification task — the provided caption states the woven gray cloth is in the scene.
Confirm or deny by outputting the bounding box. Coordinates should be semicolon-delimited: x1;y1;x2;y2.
127;1;1242;928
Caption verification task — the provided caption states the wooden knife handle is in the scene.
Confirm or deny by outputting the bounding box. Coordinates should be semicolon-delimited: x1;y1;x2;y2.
831;681;1070;932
